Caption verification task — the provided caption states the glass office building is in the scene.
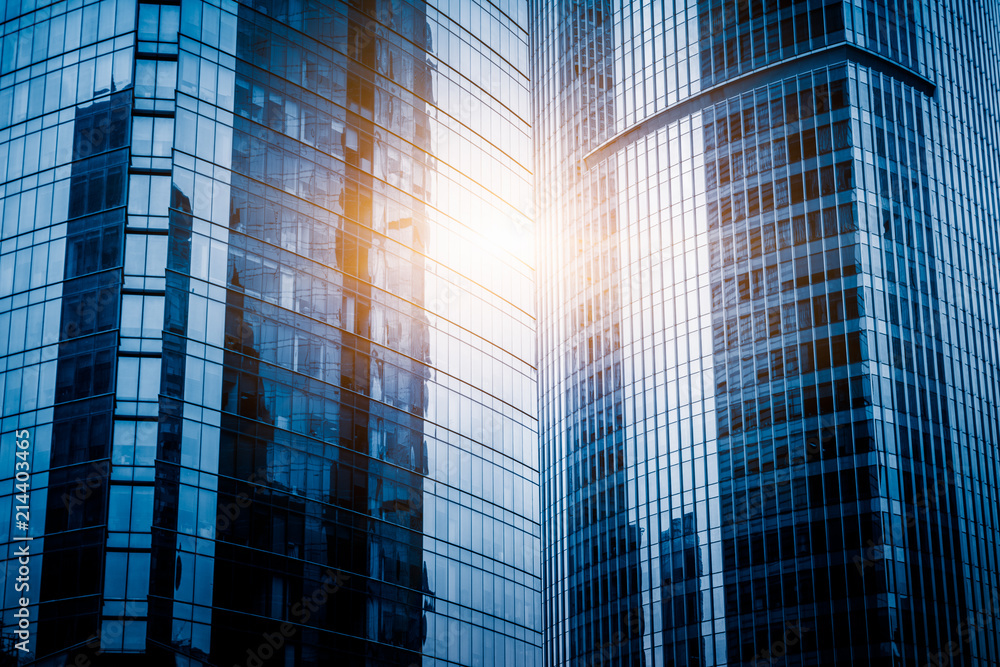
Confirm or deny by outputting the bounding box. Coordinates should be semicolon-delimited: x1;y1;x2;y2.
0;0;540;664
534;1;1000;666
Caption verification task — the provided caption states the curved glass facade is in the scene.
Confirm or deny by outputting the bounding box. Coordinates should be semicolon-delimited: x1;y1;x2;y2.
1;0;540;664
532;1;643;665
534;1;1000;666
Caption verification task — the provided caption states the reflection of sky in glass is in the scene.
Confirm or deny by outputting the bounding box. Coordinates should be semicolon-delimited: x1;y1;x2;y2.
413;2;541;665
614;2;702;133
611;109;726;661
0;0;540;662
167;0;239;652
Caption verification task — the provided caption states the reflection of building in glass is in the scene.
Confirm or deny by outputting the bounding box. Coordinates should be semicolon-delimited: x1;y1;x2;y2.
534;1;1000;666
1;0;539;664
532;1;646;665
661;514;704;667
41;87;132;658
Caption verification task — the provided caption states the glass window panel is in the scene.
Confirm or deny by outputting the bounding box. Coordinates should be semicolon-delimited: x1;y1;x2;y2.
95;53;113;95
104;552;127;598
113;421;136;465
149;175;170;216
113;48;133;91
160;6;180;41
126;553;150;598
135;60;155;98
136;421;157;465
130;487;154;531
156;61;177;98
153;118;173;156
128;175;150;215
138;357;160;400
133;116;153;155
138;4;159;40
121;295;143;336
146;234;168;276
108;486;131;531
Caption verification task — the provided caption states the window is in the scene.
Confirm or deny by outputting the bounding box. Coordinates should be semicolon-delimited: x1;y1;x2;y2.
127;175;170;216
116;356;161;401
138;3;180;42
135;59;177;99
120;294;165;338
132;116;174;156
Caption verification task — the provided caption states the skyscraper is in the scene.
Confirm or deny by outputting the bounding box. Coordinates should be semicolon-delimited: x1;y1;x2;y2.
0;0;541;664
534;1;1000;666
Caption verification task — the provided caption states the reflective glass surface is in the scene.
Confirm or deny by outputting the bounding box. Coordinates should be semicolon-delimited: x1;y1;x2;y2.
0;0;138;653
534;1;1000;666
1;0;540;664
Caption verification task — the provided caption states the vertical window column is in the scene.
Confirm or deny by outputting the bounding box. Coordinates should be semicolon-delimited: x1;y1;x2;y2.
101;0;181;653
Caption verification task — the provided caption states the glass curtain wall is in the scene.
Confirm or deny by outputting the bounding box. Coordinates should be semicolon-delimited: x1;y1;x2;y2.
1;0;541;665
533;0;1000;666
